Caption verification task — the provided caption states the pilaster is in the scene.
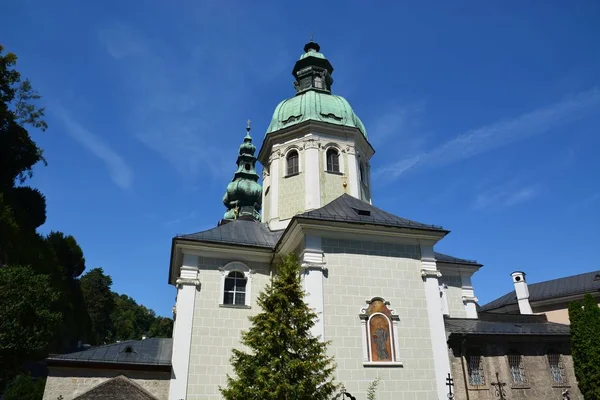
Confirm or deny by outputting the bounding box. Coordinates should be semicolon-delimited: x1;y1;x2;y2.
300;235;326;340
304;138;321;211
268;150;280;228
344;145;360;198
460;272;479;319
420;243;451;400
169;253;200;400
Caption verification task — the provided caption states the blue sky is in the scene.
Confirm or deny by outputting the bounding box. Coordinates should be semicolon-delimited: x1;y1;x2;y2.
2;1;599;317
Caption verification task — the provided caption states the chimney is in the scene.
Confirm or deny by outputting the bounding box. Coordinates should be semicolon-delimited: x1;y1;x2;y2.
511;271;532;314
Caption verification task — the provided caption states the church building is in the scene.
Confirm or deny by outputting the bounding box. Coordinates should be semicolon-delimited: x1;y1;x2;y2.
168;40;483;400
42;40;581;400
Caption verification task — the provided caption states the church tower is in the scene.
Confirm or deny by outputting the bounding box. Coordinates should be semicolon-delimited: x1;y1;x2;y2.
258;41;375;230
222;122;262;222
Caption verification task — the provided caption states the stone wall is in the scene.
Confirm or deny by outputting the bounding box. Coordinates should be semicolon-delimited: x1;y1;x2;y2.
42;367;169;400
185;257;271;399
448;336;582;400
322;237;439;400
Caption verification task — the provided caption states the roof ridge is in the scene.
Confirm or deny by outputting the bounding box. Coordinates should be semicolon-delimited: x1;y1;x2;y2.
527;269;600;287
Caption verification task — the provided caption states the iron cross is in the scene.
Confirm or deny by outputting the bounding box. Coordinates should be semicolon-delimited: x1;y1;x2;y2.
491;372;507;399
446;373;454;399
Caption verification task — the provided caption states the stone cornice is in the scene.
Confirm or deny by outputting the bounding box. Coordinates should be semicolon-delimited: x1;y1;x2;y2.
175;277;201;289
421;269;442;279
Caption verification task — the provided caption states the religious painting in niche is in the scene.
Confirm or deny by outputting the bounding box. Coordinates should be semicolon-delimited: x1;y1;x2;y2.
369;314;392;361
360;297;399;363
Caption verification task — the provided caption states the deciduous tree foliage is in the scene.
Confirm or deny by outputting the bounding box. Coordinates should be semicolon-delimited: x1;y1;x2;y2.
220;254;338;400
0;266;61;388
569;294;600;400
0;44;172;393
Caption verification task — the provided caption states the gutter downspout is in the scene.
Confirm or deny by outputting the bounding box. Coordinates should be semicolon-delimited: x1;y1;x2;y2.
460;334;470;400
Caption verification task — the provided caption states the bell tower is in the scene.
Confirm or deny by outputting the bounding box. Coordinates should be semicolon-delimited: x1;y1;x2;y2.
258;41;375;230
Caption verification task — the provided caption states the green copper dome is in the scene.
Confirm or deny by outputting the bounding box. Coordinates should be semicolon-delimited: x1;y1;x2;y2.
265;41;367;138
222;124;262;221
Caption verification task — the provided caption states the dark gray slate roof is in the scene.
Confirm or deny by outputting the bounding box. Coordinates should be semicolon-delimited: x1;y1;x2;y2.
74;376;159;400
480;270;600;312
445;317;570;336
47;338;172;366
297;194;448;233
435;252;482;267
177;220;283;249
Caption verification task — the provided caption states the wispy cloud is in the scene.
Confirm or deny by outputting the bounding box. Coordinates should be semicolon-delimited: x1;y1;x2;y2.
568;192;600;213
474;182;541;209
54;106;133;189
374;89;600;182
97;19;289;181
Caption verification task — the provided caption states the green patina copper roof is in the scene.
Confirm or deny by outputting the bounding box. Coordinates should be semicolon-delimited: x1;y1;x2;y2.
266;91;368;137
265;41;368;138
222;124;262;221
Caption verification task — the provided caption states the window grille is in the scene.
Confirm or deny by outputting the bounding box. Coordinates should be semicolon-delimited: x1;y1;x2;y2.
223;271;246;305
467;355;485;386
286;151;299;175
548;353;565;384
326;149;340;172
508;354;526;384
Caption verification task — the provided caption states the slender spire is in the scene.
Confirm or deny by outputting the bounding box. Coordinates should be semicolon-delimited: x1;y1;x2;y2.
222;121;262;222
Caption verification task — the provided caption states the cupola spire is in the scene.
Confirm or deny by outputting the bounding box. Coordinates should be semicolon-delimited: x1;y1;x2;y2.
222;122;262;222
292;40;334;94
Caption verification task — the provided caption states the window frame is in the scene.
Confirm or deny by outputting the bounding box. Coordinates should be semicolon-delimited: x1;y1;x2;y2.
219;262;253;308
359;297;402;367
223;271;247;306
466;350;486;387
547;352;567;386
285;149;300;176
326;148;340;173
322;144;344;175
507;352;527;386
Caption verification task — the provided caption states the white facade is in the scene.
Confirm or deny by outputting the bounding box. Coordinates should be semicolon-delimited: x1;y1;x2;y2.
167;44;483;400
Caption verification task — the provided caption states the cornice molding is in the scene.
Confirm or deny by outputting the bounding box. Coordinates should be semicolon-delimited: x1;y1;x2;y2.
421;269;442;279
175;277;201;289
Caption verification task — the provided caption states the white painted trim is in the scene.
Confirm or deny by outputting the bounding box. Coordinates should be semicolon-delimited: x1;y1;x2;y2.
420;243;452;400
440;284;450;316
219;262;253;307
304;139;321;211
301;235;325;340
360;318;369;362
345;147;360;198
460;272;479;319
322;143;345;173
366;312;396;362
363;361;403;367
283;145;303;176
169;253;199;400
269;151;280;226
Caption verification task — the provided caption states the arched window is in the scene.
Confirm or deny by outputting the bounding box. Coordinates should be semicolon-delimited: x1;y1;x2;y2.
219;262;253;307
286;150;299;176
223;271;246;305
359;297;401;366
507;351;526;384
326;148;340;173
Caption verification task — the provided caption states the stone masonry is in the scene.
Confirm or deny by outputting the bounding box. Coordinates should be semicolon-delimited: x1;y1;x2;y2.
42;367;170;400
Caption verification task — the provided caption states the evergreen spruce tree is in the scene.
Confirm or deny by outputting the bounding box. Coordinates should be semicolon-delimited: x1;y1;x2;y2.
568;293;600;400
220;254;338;400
